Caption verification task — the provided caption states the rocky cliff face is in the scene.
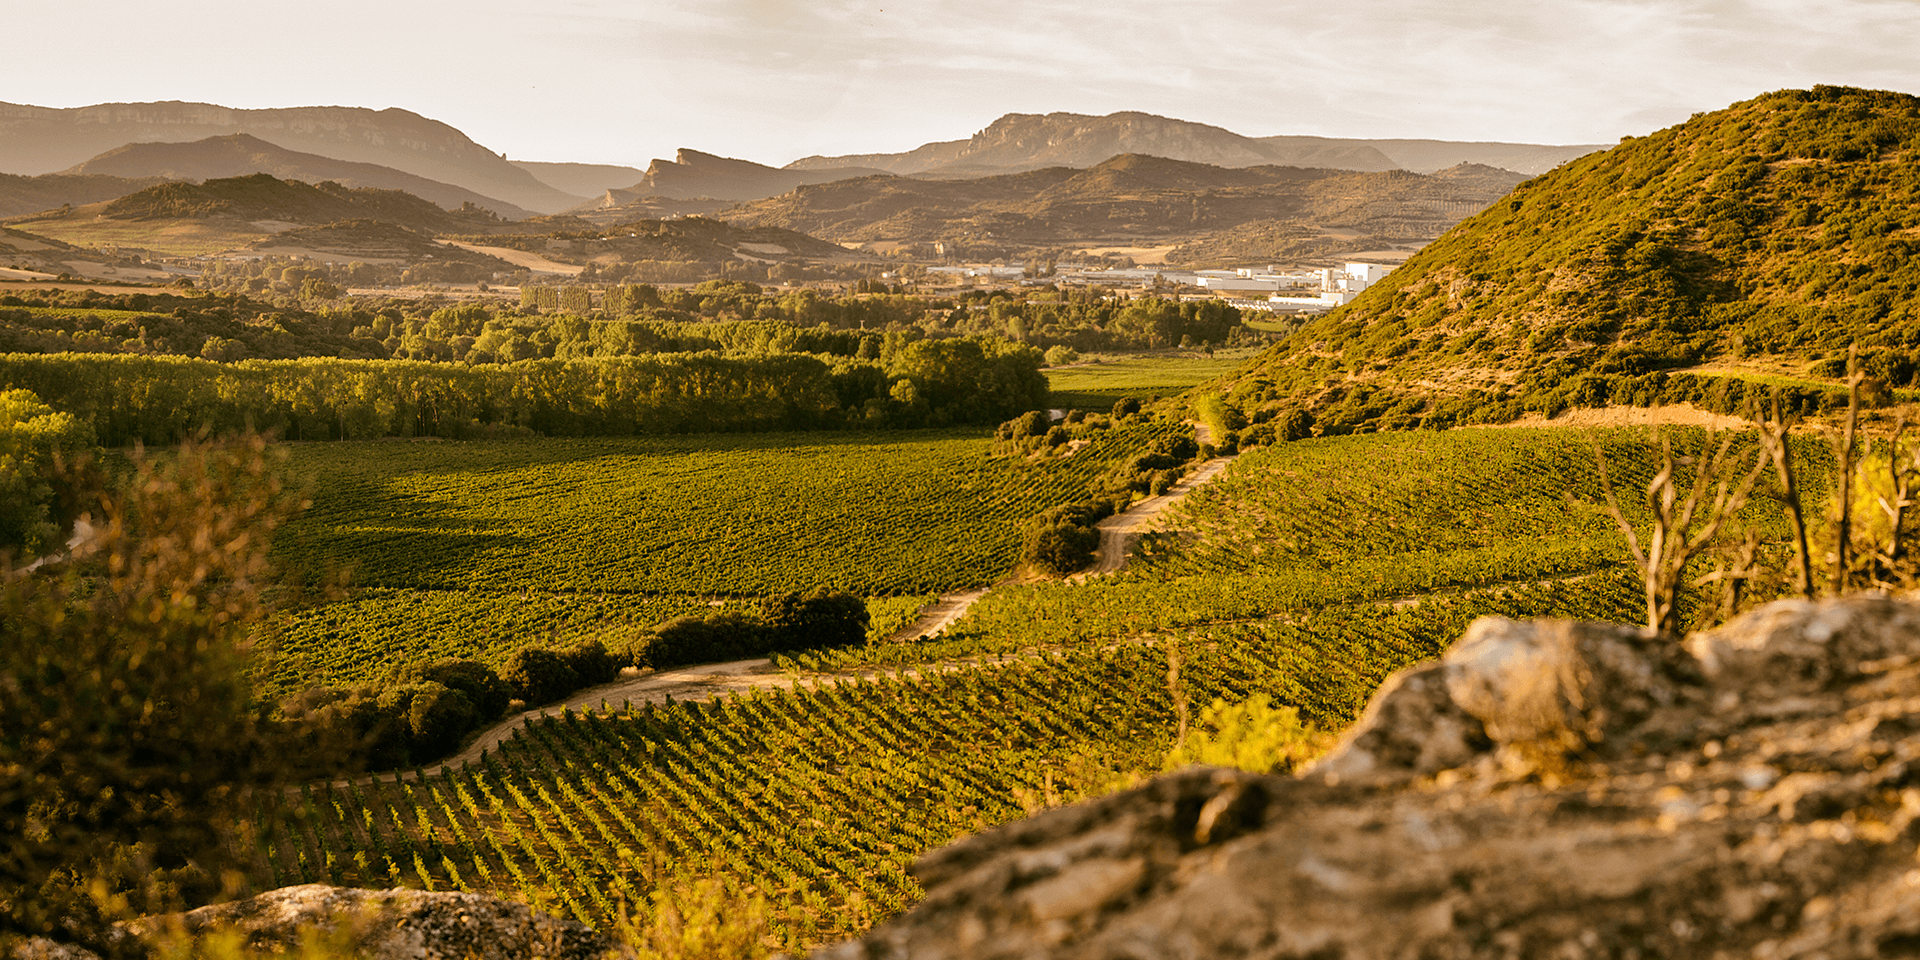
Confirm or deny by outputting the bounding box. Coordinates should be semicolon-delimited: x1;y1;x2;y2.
820;597;1920;959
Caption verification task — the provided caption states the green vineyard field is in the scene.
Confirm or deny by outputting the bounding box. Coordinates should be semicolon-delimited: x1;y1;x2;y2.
259;425;1172;695
248;574;1648;950
243;423;1809;950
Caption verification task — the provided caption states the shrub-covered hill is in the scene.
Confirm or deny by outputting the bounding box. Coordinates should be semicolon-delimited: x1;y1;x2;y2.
1223;86;1920;434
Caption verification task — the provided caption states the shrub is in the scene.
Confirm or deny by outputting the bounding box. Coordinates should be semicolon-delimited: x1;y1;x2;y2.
1024;521;1101;574
411;658;512;719
500;647;579;706
404;682;477;758
559;639;621;687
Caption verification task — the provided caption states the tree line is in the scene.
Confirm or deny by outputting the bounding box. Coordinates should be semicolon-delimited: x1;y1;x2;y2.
0;337;1050;447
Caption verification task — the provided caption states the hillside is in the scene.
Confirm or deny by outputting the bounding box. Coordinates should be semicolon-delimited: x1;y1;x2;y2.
722;154;1527;260
0;100;581;214
787;110;1601;178
246;219;519;273
8;173;512;258
1217;85;1920;433
65;135;537;219
0;171;173;220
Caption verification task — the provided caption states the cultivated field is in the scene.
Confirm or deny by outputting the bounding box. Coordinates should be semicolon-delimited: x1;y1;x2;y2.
259;424;1176;696
1044;351;1250;408
243;425;1822;949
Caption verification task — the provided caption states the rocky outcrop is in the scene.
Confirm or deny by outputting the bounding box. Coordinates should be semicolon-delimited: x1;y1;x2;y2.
820;597;1920;959
17;884;619;960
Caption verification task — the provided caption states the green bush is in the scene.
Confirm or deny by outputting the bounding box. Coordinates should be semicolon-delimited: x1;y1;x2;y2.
411;658;513;719
1025;521;1101;574
500;647;579;706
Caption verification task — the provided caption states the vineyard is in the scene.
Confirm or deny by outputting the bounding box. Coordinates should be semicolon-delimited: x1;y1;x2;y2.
260;425;1176;694
786;426;1830;669
242;423;1828;950
246;573;1649;950
1044;352;1247;409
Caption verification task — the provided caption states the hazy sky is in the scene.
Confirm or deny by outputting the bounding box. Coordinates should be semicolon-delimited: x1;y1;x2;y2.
6;0;1920;168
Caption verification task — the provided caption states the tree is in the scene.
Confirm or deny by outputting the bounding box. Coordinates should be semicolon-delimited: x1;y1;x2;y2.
0;389;96;558
0;437;295;956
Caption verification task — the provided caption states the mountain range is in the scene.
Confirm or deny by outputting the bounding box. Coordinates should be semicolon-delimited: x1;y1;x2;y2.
721;153;1528;261
0;99;1593;217
786;111;1603;179
0;101;581;214
64;135;538;220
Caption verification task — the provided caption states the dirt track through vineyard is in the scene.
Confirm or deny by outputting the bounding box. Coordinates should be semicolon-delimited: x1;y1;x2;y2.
336;436;1234;786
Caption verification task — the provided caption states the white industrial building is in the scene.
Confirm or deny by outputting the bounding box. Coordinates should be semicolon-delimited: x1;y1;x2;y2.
1266;262;1396;311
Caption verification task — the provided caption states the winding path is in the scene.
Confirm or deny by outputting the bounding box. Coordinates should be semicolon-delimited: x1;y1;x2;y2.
335;429;1237;786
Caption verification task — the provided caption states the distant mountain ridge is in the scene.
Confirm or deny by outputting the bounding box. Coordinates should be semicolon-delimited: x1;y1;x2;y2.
0;100;582;214
65;135;537;220
586;149;886;204
42;172;508;235
787;111;1602;178
723;152;1527;258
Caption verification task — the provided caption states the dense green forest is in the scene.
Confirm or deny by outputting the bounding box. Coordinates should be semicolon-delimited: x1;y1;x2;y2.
1216;85;1920;432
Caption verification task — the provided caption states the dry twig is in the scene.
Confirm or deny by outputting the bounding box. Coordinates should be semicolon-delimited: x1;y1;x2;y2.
1594;430;1768;635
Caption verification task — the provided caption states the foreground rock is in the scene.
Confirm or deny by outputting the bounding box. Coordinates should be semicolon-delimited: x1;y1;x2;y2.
821;597;1920;959
19;884;618;960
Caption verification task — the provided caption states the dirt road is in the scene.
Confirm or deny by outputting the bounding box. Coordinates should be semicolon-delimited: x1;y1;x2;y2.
1078;455;1232;578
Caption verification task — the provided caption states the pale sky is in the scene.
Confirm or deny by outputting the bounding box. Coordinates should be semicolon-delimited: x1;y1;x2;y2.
6;0;1920;168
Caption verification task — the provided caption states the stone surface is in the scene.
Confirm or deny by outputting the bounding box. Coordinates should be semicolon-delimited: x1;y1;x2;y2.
819;596;1920;959
17;884;618;960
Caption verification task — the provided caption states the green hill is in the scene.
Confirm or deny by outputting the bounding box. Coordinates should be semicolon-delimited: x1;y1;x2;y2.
1220;86;1920;434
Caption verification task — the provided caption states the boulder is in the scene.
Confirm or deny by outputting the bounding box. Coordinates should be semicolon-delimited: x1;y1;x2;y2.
819;596;1920;959
17;884;618;960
